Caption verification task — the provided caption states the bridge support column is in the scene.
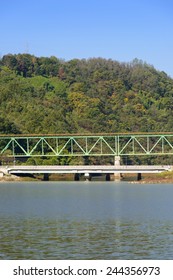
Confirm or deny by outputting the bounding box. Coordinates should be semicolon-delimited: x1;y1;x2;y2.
106;173;110;181
137;173;142;181
84;173;92;181
114;156;122;180
74;173;80;181
43;173;49;181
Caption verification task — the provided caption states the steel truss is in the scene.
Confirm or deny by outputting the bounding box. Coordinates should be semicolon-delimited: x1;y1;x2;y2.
0;134;173;157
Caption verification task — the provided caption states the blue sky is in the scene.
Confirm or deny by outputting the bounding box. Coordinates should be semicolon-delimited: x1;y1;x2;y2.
1;0;173;77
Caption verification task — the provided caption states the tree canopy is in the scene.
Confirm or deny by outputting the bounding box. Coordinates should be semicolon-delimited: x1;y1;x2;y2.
0;53;173;136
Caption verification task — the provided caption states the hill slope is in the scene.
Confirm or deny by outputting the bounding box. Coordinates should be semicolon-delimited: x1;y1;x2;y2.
0;54;173;135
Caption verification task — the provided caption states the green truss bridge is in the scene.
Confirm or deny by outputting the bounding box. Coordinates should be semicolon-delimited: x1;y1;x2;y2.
0;133;173;158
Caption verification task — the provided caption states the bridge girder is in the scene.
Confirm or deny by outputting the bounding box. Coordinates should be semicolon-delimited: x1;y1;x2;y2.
0;134;173;157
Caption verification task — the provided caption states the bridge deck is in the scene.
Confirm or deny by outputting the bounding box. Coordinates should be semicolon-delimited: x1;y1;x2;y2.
1;165;171;175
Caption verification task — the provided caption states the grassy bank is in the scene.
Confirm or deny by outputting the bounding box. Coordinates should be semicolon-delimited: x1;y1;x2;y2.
123;171;173;184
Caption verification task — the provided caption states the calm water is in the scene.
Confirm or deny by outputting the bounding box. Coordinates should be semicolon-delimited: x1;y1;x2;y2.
0;181;173;259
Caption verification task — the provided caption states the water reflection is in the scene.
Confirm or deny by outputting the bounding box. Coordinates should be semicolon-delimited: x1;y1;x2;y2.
0;182;173;259
1;217;173;259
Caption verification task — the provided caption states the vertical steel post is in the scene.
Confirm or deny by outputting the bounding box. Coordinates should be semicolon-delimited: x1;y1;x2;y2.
147;136;150;154
41;138;44;155
85;137;88;155
132;137;135;154
12;139;15;156
27;138;29;155
71;138;73;154
117;135;119;156
100;137;103;154
162;136;164;154
56;138;59;154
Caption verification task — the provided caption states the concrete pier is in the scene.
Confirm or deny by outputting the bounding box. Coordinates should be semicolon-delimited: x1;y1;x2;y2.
106;174;111;181
114;156;121;180
84;173;92;181
43;173;49;181
74;173;80;181
137;173;142;181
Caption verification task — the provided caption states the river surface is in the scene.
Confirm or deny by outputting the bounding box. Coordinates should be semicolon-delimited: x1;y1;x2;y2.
0;181;173;259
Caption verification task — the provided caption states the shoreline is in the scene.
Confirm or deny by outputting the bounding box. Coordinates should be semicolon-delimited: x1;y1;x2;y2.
129;179;173;184
0;172;173;184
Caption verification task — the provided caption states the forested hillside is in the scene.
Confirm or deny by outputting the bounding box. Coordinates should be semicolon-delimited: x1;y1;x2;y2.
0;53;173;135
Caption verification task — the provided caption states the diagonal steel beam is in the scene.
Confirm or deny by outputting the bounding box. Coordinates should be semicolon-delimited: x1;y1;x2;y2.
0;133;173;157
134;137;148;154
0;139;13;155
119;137;133;154
13;139;29;156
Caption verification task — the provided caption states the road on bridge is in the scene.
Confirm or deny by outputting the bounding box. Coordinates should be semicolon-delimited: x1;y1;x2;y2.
1;165;171;175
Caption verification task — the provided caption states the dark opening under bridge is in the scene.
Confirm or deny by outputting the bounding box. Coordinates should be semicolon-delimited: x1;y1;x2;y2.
0;133;173;157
